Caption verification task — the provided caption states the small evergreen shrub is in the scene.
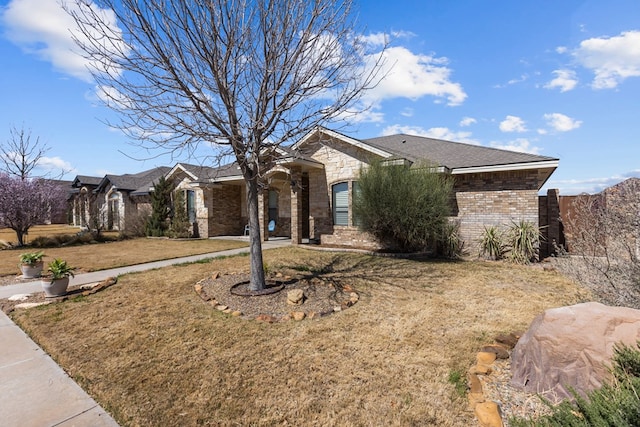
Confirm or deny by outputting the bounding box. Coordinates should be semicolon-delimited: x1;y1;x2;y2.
168;190;191;238
145;176;173;237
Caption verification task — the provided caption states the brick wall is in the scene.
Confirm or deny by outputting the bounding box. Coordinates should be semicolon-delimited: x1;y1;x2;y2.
453;170;543;254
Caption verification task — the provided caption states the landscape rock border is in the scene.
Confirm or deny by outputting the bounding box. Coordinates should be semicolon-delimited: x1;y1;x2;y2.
194;271;360;322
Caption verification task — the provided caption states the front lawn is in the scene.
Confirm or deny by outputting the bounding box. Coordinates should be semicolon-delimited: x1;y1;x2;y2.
11;247;591;426
0;236;248;277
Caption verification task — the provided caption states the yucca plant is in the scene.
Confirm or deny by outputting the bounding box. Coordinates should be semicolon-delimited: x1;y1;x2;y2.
478;225;506;260
507;220;541;264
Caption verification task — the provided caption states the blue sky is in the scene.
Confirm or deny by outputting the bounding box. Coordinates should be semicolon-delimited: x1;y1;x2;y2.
1;0;639;194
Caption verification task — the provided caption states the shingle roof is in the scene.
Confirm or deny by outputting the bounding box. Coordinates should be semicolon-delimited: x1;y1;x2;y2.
71;175;102;188
97;166;172;194
362;134;558;170
176;162;242;181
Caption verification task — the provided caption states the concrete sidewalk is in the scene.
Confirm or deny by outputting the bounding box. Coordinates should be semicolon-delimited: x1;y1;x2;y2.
0;238;290;427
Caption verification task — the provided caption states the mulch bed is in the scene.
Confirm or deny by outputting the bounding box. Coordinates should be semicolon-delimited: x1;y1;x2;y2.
196;272;359;320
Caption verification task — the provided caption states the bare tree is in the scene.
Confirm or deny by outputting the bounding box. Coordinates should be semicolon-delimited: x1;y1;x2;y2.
67;0;384;290
564;180;640;304
2;125;50;180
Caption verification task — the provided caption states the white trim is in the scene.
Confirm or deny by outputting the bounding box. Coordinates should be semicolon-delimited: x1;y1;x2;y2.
292;126;392;158
451;160;559;174
274;157;324;169
165;163;198;180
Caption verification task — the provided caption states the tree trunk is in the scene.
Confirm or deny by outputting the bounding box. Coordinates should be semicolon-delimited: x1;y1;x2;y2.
246;178;266;291
15;228;25;246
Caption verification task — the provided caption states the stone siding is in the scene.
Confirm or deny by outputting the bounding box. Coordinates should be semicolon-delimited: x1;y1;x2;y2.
300;134;375;243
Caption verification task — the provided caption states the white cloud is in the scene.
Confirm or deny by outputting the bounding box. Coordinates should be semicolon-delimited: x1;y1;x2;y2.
499;115;527;133
573;30;640;89
543;113;582;132
37;156;76;174
363;46;467;106
556;46;568;54
1;0;123;82
545;69;578;92
381;125;478;144
400;108;413;117
459;117;477;127
489;138;540;154
333;106;385;124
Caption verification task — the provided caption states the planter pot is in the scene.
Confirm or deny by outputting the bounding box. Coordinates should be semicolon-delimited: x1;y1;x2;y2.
41;277;70;297
21;262;44;279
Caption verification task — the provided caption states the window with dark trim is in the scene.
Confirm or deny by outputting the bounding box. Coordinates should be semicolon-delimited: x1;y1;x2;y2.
332;182;349;226
187;190;196;223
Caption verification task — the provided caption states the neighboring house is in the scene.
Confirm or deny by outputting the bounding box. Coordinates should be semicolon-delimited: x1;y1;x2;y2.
165;127;559;252
69;167;170;232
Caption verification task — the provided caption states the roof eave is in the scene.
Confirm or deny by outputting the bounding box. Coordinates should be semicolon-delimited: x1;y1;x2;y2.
451;159;559;175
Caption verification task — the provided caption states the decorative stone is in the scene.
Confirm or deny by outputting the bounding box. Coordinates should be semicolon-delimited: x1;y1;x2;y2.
194;284;203;293
343;284;354;292
468;392;485;409
474;401;503;427
480;345;510;360
470;364;492;375
511;302;640;403
495;333;520;349
469;373;483;394
15;301;51;309
215;305;228;311
211;271;220;280
291;311;306;321
333;306;342;312
8;294;30;301
231;311;242;317
307;311;318;319
477;351;497;366
255;314;277;323
287;289;305;305
349;292;359;303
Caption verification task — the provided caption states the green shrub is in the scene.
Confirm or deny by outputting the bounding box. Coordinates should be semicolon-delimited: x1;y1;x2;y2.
478;225;507;260
438;221;467;259
353;160;453;252
146;176;172;237
507;220;541;264
510;341;640;427
168;189;191;238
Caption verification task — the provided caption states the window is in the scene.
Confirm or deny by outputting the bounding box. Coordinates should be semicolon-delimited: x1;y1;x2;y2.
332;182;349;226
268;190;278;222
187;190;196;223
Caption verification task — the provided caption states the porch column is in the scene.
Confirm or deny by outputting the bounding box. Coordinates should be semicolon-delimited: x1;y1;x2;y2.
258;189;268;241
290;167;303;245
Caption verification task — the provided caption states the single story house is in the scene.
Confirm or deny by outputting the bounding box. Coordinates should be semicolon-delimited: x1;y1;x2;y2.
162;127;559;252
70;167;170;231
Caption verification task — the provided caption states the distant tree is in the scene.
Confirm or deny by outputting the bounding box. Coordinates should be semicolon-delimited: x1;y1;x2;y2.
168;189;191;238
0;174;67;246
67;0;384;291
145;176;172;237
1;125;50;181
353;160;453;252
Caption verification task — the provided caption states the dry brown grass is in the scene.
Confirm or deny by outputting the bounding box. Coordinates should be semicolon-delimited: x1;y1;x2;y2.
11;247;592;426
0;224;119;244
0;233;248;277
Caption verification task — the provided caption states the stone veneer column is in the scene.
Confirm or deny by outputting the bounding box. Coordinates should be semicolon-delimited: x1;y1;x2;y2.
290;167;303;245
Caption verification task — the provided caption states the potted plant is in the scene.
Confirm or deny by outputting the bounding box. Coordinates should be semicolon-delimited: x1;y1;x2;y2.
41;258;76;297
19;251;45;278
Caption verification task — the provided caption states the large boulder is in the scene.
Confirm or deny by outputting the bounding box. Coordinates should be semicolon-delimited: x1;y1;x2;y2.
510;302;640;403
